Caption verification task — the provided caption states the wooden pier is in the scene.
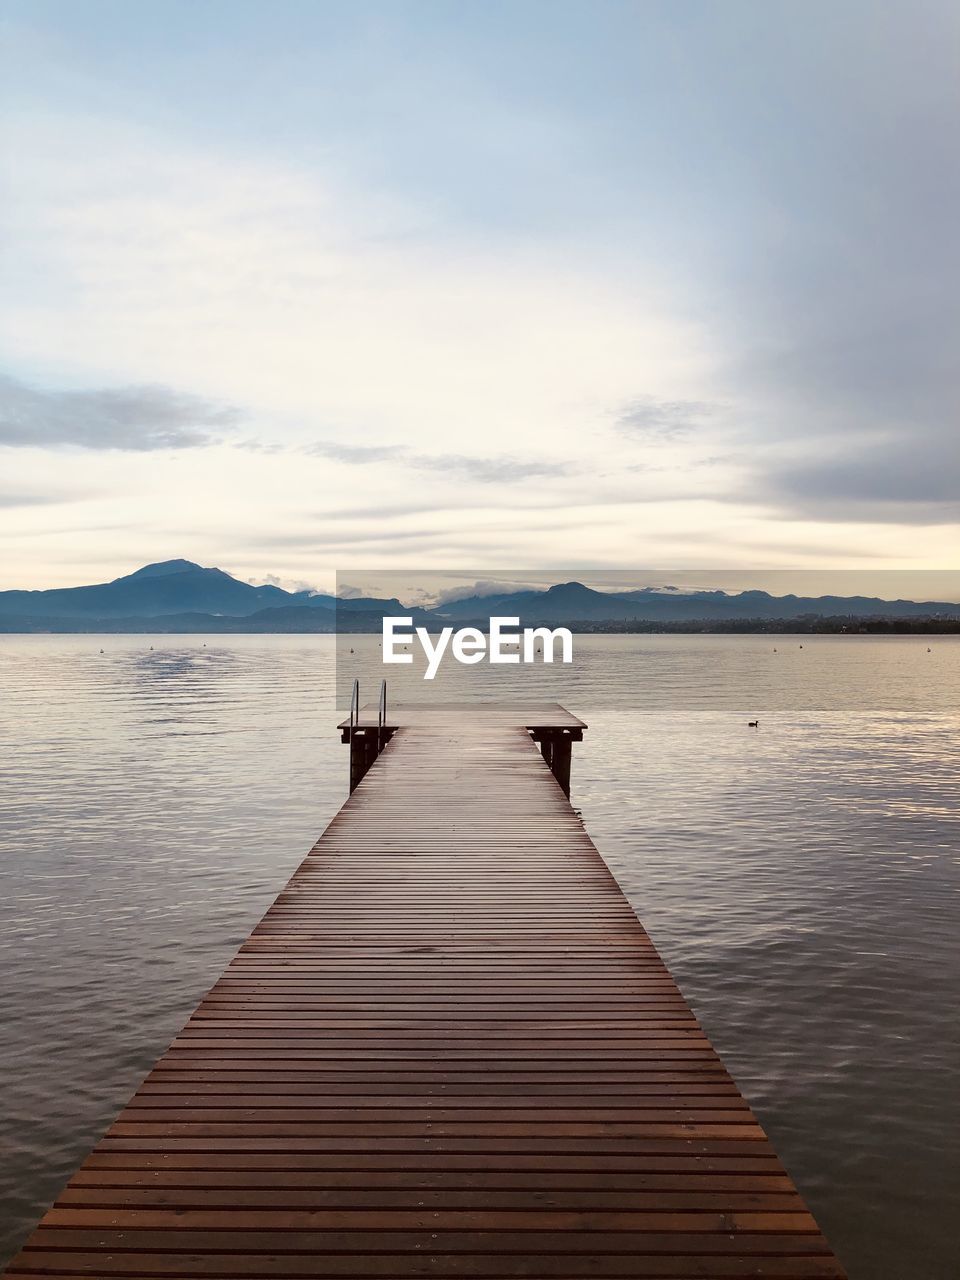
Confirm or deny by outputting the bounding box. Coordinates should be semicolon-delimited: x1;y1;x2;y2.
5;703;844;1278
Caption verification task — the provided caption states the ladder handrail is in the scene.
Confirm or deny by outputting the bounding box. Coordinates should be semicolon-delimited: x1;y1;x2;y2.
377;679;387;751
348;678;359;746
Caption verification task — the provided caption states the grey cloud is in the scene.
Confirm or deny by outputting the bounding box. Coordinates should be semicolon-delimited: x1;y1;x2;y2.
260;527;445;548
237;438;284;455
707;14;959;497
598;6;959;530
306;440;567;482
260;514;587;552
306;441;404;464
616;397;718;440
411;452;567;482
334;533;566;558
0;375;240;450
0;488;70;508
758;439;960;525
321;501;454;520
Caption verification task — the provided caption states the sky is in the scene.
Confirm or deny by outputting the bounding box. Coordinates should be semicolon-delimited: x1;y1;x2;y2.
0;0;957;592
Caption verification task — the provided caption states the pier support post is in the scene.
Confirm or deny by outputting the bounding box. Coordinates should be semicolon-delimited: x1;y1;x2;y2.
532;729;573;797
349;728;370;792
552;730;573;798
346;725;397;792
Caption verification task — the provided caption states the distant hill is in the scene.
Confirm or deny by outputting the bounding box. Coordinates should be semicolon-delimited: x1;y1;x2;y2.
436;581;960;624
437;582;631;622
1;562;958;632
0;560;336;620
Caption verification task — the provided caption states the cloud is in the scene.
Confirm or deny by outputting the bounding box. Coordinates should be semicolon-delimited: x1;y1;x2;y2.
761;440;960;525
3;5;958;585
433;578;529;605
235;438;284;455
306;440;404;465
0;374;241;451
305;439;567;482
0;109;705;455
259;527;449;548
321;501;455;520
616;397;718;440
247;572;328;594
412;452;567;482
0;488;68;508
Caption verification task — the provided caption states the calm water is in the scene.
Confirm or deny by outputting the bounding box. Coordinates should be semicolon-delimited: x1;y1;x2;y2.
1;634;958;1278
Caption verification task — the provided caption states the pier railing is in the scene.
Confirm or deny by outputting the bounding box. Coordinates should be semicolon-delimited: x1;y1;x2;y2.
347;678;392;792
377;678;387;751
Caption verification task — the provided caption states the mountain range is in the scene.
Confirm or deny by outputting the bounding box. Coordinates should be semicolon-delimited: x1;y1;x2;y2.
1;560;958;632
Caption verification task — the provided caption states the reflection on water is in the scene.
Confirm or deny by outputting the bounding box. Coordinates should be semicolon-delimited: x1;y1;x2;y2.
1;634;958;1279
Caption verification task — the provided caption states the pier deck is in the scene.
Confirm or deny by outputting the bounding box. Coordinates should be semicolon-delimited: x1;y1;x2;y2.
6;705;844;1278
337;699;586;733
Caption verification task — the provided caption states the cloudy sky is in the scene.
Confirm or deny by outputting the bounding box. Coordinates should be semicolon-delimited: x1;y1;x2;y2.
0;0;957;591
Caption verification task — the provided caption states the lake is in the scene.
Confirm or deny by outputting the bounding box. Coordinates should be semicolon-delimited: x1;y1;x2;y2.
1;633;958;1278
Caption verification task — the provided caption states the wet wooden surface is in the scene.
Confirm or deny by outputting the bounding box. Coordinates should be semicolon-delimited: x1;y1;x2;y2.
5;713;844;1278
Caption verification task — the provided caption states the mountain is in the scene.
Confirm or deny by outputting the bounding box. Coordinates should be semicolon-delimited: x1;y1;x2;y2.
1;563;958;631
336;596;406;613
436;581;648;622
125;559;208;580
434;582;614;621
0;560;336;620
611;587;960;621
436;582;960;624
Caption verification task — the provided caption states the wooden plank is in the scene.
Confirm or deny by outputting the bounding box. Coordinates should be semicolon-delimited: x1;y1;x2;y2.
3;711;845;1280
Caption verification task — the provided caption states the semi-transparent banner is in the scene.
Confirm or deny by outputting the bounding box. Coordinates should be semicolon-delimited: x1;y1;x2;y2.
333;569;960;715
